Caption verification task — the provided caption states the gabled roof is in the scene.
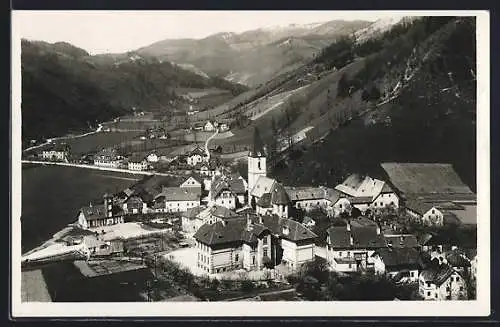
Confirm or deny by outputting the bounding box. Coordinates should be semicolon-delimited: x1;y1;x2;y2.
80;204;106;221
211;175;246;199
405;199;438;216
420;265;459;286
374;247;421;269
257;193;272;208
182;206;205;219
188;146;206;157
250;176;276;198
156;187;201;202
327;222;386;249
248;127;266;158
335;174;387;200
270;182;290;205
445;249;471;268
324;187;343;204
259;215;317;242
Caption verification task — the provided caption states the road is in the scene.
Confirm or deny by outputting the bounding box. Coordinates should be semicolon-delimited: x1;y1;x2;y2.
21;160;184;178
23;124;103;153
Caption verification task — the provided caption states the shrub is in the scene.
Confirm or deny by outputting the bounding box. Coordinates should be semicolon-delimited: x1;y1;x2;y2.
240;280;255;293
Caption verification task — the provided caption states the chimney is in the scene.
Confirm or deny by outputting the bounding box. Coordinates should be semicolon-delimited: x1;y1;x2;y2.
349;234;354;246
346;220;351;231
89;202;92;208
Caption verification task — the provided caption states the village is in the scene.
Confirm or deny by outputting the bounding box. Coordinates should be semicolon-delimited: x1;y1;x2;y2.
22;127;478;302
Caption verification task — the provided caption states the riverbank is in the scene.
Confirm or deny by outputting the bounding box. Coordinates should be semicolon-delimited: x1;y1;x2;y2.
21;160;185;177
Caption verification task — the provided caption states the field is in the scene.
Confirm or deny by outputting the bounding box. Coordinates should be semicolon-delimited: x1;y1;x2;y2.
21;165;141;252
65;131;143;156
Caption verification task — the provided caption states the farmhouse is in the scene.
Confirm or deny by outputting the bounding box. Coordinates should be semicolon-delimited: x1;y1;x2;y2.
285;186;329;212
335;174;399;212
78;194;124;229
325;218;386;273
405;199;444;226
209;174;247;209
94;148;121;168
371;247;421;283
128;154;148;171
153;186;201;213
204;121;216;132
42;143;70;161
419;265;468;300
193;214;317;274
180;176;203;189
186;146;209;166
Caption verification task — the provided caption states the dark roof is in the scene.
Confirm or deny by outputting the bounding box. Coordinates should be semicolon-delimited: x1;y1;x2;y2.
420;265;458;286
129;153;147;163
327;224;386;249
285;186;326;201
384;234;419;248
380;163;474;197
248;127;265;157
209;205;239;219
157;187;201;202
188;146;206;157
80;204;106;221
211;175;246;198
257;193;272;208
405;199;437;215
374;247;421;269
125;195;144;209
194;214;317;246
270;183;290;205
445;249;471;268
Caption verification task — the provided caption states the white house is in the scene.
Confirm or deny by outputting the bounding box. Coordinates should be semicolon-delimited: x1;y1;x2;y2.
147;153;159;163
209;174;247;209
186;146;209;167
122;194;148;214
325;218;386;273
128;154;148;171
419;265;468;300
180;176;203;189
154;186;201;213
285;186;330;212
42;143;70;162
94;148;121;168
78;194;124;229
405;199;444;226
204;121;216;132
181;205;239;234
371;247;420;283
193;214;317;274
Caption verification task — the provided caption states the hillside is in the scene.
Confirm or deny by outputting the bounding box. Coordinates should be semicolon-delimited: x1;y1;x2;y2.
137;20;371;87
21;40;248;147
266;17;477;192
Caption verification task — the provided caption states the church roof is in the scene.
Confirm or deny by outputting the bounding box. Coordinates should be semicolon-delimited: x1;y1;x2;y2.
270;182;290;205
248;127;266;157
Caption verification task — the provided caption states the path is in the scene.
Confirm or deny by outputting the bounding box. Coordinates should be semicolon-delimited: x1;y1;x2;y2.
21;160;183;177
23;124;103;153
204;128;219;160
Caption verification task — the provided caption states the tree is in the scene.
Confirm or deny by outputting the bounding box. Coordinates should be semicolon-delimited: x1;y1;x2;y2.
240;280;255;293
337;73;350;98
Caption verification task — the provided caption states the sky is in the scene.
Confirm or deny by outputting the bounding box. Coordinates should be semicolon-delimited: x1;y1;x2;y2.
12;11;410;55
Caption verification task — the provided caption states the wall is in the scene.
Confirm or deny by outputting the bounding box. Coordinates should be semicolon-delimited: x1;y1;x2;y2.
42;151;67;161
196;240;213;274
371;192;399;209
164;200;200;213
242;243;258;271
281;239;314;271
294;198;329;212
214;191;236;210
94;160;121;168
328;198;351;217
128;161;148;171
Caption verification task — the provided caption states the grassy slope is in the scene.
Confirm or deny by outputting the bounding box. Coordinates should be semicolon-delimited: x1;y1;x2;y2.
270;17;476;191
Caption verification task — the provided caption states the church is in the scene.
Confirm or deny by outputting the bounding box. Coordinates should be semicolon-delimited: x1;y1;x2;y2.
193;127;317;274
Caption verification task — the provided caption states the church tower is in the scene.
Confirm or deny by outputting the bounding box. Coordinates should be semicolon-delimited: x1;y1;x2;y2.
248;127;267;198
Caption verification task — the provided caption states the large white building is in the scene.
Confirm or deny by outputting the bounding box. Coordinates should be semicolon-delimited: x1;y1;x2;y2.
194;214;317;274
153;186;201;213
41;143;70;162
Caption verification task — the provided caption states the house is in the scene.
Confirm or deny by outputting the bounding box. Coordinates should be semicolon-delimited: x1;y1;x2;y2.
219;123;229;132
325;218;386;273
180;176;203;190
147;152;159;163
254;182;290;218
194;160;218;177
204;121;216;132
335;174;400;213
193;214;317;274
383;234;419;249
285;186;330;212
444;249;472;276
128;154;148;171
94;148;121;168
371;247;421;283
209;174;248;209
181;205;239;233
186;146;209;166
405;199;444;226
153;186;201;213
78;194;124;229
419;265;468;300
122;194;148;214
41;143;70;162
302;216;316;228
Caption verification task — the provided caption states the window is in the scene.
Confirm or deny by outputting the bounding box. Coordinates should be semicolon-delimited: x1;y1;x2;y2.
427;291;431;296
347;251;350;257
380;202;383;206
348;264;352;268
460;287;464;291
252;256;256;265
410;271;415;277
435;293;438;298
258;161;261;170
456;276;460;282
235;254;239;261
263;237;268;245
432;209;435;214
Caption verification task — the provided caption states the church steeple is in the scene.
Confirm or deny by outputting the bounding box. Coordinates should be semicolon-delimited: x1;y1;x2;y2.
249;127;265;158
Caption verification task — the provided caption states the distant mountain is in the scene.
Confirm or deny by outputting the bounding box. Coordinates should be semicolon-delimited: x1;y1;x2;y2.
137;20;372;86
21;39;248;147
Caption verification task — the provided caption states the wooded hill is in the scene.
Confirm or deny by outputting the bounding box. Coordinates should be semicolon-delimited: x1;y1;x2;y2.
21;40;248;147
